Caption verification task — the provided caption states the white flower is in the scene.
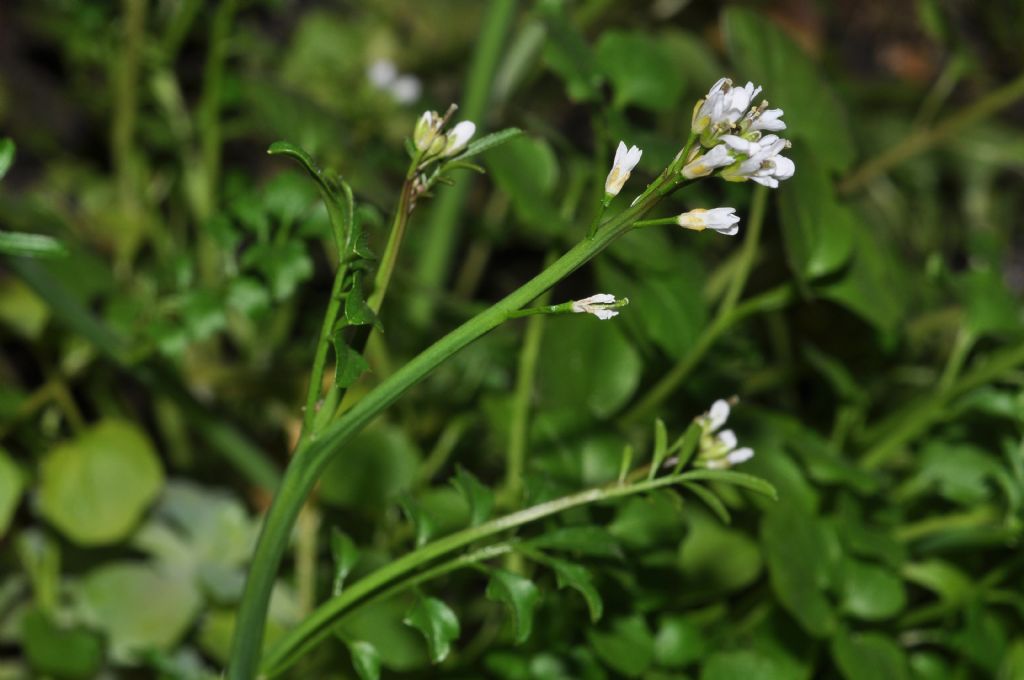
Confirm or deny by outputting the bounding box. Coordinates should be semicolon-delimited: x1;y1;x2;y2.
696;398;754;469
720;134;761;156
680;144;735;179
707;399;731;431
692;78;763;133
677;207;740;236
414;111;444;152
722;134;795;188
750;107;786;132
442;121;476;157
390;75;422;104
571;293;622;320
705;446;755;469
367;59;398;89
604;141;643;197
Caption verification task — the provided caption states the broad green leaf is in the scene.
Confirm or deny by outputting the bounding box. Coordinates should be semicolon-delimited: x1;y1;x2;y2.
0;276;49;339
0;449;24;537
901;559;973;605
723;8;855;170
587;615;654;678
347;640;381;680
335;595;428;671
654;615;707;669
0;231;69;259
595;31;684;111
450;465;494;527
242;240;314;300
526;526;623;560
266;142;353;251
22;607;103;680
485;135;562;237
0;138;13;180
904;441;1004;506
449;128;522;162
39;420;164;546
701;649;793;680
760;502;836;637
548;557;603;623
403;596;460;664
776;149;854;283
226;276;271;318
539;5;602;102
486;569;541;644
831;630;909;680
78;562;202;663
839;558;906;621
264;170;317;228
333;334;371;389
680;512;762;593
331;529;360;595
957;266;1022;337
319;424;421;510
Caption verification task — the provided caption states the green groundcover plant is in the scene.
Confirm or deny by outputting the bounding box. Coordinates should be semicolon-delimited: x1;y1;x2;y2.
2;2;1024;679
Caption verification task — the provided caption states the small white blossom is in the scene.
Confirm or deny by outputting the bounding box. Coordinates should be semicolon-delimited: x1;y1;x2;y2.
750;107;786;132
720;134;761;156
442;121;476;157
605;141;643;197
571;293;622;320
696;398;754;469
677;207;740;236
692;78;763;133
414;111;444;152
707;399;731;431
367;59;398;89
705;447;754;469
722;134;795;188
390;75;422;104
681;144;735;179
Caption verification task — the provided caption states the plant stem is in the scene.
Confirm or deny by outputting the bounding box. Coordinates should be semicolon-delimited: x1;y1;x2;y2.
112;0;146;207
838;71;1024;195
718;185;767;316
226;183;672;680
259;468;771;676
300;266;347;436
407;0;518;327
503;252;556;506
366;167;416;314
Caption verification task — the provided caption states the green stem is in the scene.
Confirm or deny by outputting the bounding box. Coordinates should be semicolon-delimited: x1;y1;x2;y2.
226;186;670;680
301;266;347;436
260;469;767;676
407;0;517;327
838;71;1024;195
112;0;146;207
197;0;239;214
503;252;556;506
366;165;417;314
718;185;767;316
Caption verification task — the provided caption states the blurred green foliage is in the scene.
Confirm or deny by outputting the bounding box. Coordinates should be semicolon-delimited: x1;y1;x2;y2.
2;0;1024;678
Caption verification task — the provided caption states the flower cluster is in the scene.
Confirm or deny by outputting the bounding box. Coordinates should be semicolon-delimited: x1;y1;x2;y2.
366;58;422;105
682;78;795;189
695;398;754;470
414;110;476;159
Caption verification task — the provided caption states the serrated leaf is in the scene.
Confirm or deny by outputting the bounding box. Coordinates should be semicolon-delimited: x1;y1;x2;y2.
679;470;778;499
344;273;380;329
330;529;360;596
648;418;669;480
548;557;603;622
332;334;370;389
399;496;434;547
0;138;14;181
403;596;460;664
486;569;541;644
346;640;381;680
682;482;731;524
0;232;69;259
450;128;522;162
450;466;494;527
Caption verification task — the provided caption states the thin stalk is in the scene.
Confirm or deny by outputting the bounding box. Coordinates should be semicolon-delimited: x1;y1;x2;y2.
937;327;975;394
366;168;416;313
300;266;347;436
503;252;556;506
227;181;674;680
112;0;146;206
839;72;1024;195
718;185;767;316
197;0;239;214
407;0;517;327
260;469;768;676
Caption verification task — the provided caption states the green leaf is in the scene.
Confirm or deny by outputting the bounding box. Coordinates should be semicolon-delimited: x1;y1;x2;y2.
586;615;654;678
839;558;906;621
682;482;731;524
38;420;164;546
449;128;522;162
548;557;603;623
78;562;202;663
403;596;460;664
0;231;69;259
648;418;669;480
330;529;360;596
486;569;541;644
680;512;763;593
760;502;836;637
654;615;707;669
901;559;973;605
450;465;494;527
595;31;684;111
957;266;1022;337
242;240;314;300
333;334;370;389
347;640;381;680
672;421;703;473
319;425;421;510
679;470;779;499
344;273;380;329
831;630;909;680
723;8;855;170
526;525;623;560
0;448;24;538
399;496;435;547
485;135;563;237
539;5;602;102
22;607;103;680
701;649;793;680
0;137;14;180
